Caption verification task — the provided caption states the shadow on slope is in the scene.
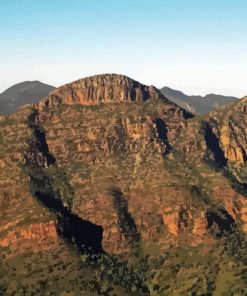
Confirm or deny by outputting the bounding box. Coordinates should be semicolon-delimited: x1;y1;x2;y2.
201;121;247;197
110;187;140;246
25;109;103;254
203;122;227;167
23;108;150;295
153;118;172;155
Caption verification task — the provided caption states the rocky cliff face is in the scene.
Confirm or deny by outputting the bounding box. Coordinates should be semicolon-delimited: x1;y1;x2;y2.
0;74;247;295
176;96;247;166
209;97;247;164
38;74;167;108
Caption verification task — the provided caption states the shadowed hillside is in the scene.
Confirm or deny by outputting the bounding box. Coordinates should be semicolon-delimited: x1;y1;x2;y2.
0;81;55;115
161;86;238;114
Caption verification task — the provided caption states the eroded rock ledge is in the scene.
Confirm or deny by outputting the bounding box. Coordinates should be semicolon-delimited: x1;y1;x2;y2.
37;74;168;109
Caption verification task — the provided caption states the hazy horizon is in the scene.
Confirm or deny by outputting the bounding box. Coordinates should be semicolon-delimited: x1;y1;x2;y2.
1;0;247;97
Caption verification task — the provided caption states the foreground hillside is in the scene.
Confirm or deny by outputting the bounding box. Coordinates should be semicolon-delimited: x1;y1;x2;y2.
0;74;246;295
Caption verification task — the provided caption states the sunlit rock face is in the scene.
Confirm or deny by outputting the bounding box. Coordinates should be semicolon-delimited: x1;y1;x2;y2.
209;97;247;164
37;74;167;108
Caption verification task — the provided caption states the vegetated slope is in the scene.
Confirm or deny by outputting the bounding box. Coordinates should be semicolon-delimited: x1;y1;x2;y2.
161;86;238;115
0;74;246;295
0;81;55;115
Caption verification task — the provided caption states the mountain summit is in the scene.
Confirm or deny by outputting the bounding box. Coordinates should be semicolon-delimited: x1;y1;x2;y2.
39;74;169;108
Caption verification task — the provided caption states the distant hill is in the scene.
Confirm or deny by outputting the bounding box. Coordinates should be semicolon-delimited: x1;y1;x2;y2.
160;86;238;114
0;81;55;115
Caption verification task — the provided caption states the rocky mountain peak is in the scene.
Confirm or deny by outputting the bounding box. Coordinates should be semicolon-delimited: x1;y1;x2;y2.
38;74;168;109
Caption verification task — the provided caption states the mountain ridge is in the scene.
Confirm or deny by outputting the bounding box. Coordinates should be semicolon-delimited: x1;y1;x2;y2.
160;86;238;114
39;73;170;106
0;77;240;116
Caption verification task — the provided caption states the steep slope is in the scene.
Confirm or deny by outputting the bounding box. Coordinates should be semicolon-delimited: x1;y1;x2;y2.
0;74;247;295
0;81;55;115
29;74;193;254
175;96;247;230
161;86;238;115
176;96;247;167
207;96;247;165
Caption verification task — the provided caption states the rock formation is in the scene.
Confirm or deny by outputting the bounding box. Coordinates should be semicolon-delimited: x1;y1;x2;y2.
38;74;166;108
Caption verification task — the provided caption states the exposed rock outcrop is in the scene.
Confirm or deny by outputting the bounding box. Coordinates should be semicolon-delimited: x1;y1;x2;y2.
37;74;168;109
209;98;247;164
0;221;57;248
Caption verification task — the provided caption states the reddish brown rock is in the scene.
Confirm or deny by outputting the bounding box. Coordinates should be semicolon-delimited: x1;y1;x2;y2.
0;221;57;248
37;74;168;110
192;212;208;236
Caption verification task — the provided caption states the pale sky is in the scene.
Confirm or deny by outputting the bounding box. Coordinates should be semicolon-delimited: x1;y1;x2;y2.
0;0;247;97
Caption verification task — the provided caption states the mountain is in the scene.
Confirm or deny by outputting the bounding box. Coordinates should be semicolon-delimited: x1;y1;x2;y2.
0;74;247;295
0;81;55;115
160;86;238;114
0;81;237;116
